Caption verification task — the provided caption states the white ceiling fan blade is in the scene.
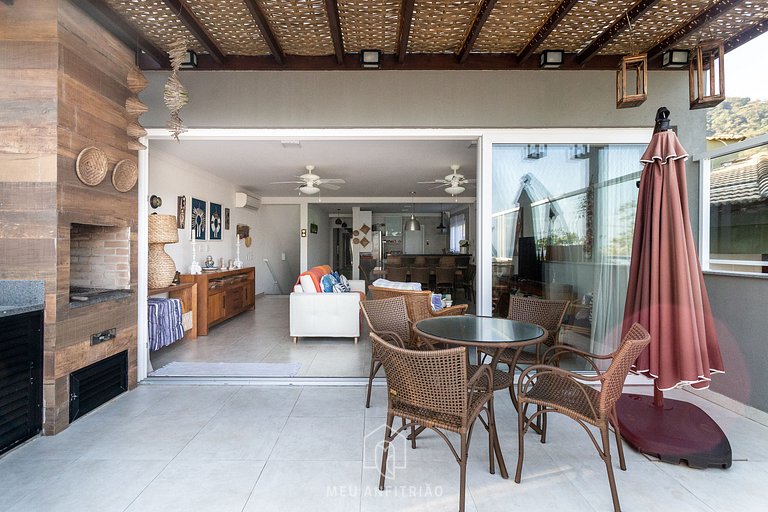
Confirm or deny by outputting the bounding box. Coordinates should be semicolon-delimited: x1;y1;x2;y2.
317;178;345;184
319;183;341;190
271;180;304;184
430;183;449;190
418;180;447;184
462;179;476;184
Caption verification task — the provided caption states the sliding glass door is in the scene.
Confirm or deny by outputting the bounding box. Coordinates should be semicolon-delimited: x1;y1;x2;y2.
487;136;647;366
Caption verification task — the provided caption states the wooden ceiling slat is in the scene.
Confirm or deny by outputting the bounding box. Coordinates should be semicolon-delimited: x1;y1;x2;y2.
458;0;498;63
647;0;745;60
517;0;580;64
397;0;416;63
725;17;768;52
243;0;285;64
161;0;227;63
76;0;170;67
576;0;663;65
325;0;345;64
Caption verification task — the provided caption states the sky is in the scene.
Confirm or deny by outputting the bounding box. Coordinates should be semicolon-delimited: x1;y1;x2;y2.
725;31;768;100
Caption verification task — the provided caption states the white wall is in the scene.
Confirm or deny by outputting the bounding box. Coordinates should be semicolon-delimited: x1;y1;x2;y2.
306;203;331;269
255;205;300;294
147;150;259;274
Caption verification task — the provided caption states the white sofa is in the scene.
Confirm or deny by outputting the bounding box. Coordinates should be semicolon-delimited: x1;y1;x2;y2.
289;279;365;343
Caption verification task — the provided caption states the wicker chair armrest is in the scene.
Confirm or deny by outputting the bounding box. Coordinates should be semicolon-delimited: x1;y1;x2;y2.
517;364;599;420
540;345;613;374
432;304;468;317
375;330;406;348
467;364;493;403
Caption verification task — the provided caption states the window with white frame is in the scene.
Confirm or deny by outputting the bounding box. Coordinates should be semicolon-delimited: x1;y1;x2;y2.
701;136;768;275
449;212;466;253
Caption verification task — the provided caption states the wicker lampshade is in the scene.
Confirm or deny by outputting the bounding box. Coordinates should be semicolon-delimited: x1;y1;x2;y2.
148;214;178;244
148;214;178;288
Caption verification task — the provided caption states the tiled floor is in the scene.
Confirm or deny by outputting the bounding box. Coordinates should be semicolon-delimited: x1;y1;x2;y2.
2;383;766;511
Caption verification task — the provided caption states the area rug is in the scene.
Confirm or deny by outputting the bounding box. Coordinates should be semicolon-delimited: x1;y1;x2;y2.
151;361;302;377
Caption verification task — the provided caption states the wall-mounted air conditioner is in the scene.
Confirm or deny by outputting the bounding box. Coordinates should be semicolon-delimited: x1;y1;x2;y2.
235;192;261;211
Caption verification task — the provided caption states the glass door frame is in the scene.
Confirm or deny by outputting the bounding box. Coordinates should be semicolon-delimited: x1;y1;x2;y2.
477;129;653;317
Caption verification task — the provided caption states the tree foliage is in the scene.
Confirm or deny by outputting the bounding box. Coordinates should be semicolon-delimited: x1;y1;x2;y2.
707;97;768;139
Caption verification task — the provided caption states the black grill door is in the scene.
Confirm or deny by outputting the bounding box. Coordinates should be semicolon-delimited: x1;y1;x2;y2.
69;350;128;423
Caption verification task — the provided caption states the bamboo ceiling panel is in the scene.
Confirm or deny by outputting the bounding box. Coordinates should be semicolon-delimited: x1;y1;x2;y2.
104;0;202;53
408;0;485;53
675;2;768;49
184;0;271;55
338;0;401;53
473;0;562;53
258;0;335;56
600;0;717;55
541;0;637;53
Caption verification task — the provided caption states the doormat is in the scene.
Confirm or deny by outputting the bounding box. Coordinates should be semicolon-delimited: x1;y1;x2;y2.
151;361;301;377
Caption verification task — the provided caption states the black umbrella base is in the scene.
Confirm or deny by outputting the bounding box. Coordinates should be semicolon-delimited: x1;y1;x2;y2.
616;393;732;469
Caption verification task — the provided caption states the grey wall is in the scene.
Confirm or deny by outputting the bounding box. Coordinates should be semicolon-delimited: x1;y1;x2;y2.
140;69;768;413
255;205;300;294
307;203;331;269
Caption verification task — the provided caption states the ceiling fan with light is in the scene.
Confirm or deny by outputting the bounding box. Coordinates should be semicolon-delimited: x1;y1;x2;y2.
270;165;345;195
419;164;475;196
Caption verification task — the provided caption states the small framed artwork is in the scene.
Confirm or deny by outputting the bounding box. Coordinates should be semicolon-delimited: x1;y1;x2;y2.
176;196;186;229
224;208;230;230
209;202;222;240
191;198;206;240
310;223;318;234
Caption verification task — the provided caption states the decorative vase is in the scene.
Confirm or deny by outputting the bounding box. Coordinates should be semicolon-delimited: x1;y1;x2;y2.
148;214;178;288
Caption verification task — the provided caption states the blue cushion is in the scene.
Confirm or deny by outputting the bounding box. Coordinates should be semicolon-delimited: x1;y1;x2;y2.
431;294;444;311
320;273;338;293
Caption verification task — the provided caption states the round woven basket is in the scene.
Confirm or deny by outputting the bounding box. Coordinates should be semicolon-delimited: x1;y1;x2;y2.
112;159;138;192
75;146;108;186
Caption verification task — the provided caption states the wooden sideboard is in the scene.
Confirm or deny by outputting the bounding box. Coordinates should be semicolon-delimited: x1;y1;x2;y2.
180;267;255;335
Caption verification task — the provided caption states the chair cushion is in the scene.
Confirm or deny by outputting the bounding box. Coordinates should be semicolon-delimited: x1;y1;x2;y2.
320;273;338;293
296;265;333;293
299;274;318;293
372;278;421;290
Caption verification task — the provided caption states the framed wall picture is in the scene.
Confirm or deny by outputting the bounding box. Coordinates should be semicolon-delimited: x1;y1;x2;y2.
209;202;222;240
176;196;186;229
310;223;318;234
224;208;230;230
191;198;206;240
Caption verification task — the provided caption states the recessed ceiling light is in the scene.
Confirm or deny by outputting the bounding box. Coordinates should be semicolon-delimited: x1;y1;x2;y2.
280;140;302;148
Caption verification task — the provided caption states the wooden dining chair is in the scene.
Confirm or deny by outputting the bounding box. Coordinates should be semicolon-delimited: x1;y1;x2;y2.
372;332;499;512
515;323;651;512
435;266;456;295
360;297;414;408
409;266;430;290
385;266;408;283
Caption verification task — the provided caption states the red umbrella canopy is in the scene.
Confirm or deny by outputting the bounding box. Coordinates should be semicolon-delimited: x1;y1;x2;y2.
622;129;724;391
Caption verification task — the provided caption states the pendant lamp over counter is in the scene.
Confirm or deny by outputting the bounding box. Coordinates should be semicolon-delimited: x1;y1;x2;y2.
436;205;447;233
406;191;421;231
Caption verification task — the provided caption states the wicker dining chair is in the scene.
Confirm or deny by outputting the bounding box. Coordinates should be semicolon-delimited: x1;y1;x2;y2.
371;333;499;512
385;266;408;282
409;266;431;290
360;297;414;408
368;286;468;320
435;266;456;296
515;323;651;512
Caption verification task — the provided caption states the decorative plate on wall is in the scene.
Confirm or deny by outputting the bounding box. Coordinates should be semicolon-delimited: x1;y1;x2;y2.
360;237;370;248
360;224;370;234
112;159;138;192
353;230;359;236
352;237;360;244
76;146;108;186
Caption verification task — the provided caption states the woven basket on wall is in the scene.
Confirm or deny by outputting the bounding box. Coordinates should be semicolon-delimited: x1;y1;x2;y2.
75;146;108;186
112;159;138;192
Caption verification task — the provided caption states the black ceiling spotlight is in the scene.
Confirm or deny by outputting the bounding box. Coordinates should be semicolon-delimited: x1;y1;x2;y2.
335;209;343;225
360;49;382;69
540;50;564;69
180;50;198;69
661;49;690;69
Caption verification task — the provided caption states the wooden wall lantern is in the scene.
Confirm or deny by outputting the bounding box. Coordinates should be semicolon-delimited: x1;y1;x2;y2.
616;54;648;109
689;39;725;110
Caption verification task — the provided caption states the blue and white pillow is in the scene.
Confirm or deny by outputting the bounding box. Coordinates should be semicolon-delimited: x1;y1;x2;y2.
338;274;351;292
431;294;444;311
320;273;338;293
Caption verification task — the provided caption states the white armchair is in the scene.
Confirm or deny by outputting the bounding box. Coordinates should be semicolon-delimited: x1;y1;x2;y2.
289;280;365;343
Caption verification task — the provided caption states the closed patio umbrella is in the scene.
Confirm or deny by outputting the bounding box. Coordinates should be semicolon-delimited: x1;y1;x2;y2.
617;107;730;468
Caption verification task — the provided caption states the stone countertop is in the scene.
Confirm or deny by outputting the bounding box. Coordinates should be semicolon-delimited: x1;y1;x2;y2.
0;280;45;318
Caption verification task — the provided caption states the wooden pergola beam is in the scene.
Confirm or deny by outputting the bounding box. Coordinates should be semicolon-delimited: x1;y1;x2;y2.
397;0;416;64
457;0;498;64
324;0;345;65
576;0;662;65
243;0;285;65
724;18;768;52
162;0;227;64
76;0;170;67
647;0;744;60
517;0;579;64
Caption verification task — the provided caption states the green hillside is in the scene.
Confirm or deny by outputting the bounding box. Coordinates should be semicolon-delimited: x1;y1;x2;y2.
707;97;768;139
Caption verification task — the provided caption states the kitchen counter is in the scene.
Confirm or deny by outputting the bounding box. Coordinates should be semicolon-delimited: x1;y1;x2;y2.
0;280;44;318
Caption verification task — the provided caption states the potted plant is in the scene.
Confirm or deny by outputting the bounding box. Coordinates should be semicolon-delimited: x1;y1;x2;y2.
459;240;470;254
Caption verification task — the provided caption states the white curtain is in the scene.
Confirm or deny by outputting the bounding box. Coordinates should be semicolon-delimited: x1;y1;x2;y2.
449;213;466;253
590;147;641;358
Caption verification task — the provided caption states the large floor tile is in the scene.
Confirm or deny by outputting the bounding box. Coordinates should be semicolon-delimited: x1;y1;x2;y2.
125;459;265;512
270;416;364;461
217;386;302;418
292;386;366;417
177;415;287;460
243;460;362;512
6;459;167;512
0;459;72;512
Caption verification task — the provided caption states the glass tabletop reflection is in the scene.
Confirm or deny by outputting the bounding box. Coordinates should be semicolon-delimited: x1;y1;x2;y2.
414;315;545;348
